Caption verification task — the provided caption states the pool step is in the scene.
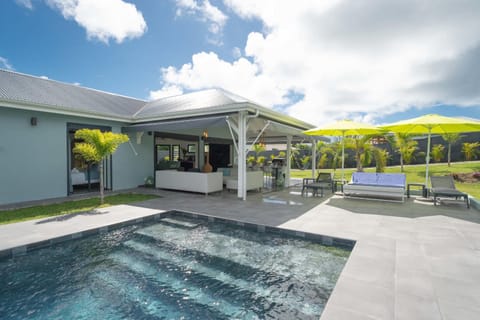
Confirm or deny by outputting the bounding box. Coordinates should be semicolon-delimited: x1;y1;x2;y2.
59;290;124;319
124;239;323;317
159;216;203;229
94;268;198;319
128;233;330;317
108;250;259;319
83;272;165;320
136;221;345;290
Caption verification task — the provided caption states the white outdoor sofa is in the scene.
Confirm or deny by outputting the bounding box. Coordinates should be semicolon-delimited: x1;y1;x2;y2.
218;167;264;191
225;171;264;192
155;170;223;195
343;172;406;202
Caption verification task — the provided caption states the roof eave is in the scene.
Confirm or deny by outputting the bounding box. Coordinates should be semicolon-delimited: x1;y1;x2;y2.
0;99;132;123
133;101;316;131
132;102;252;123
253;104;316;131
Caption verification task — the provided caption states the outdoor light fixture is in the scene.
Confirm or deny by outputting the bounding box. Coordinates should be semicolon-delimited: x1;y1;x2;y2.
201;129;208;141
30;117;37;126
259;131;266;148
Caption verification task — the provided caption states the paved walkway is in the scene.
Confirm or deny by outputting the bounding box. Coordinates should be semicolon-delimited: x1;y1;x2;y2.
1;186;479;320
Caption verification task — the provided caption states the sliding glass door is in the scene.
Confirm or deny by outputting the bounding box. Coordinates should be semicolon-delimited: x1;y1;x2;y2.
67;123;112;195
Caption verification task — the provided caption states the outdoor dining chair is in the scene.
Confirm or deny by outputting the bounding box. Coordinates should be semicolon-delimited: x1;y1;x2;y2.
301;172;333;197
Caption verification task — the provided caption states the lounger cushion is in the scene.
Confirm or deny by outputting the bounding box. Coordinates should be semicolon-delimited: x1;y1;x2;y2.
350;172;406;188
344;172;406;202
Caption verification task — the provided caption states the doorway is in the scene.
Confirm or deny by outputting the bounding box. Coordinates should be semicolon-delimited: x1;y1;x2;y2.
67;123;112;195
209;144;230;170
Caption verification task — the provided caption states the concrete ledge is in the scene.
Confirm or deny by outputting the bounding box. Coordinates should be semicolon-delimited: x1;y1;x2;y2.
0;205;166;260
0;207;355;261
0;211;166;260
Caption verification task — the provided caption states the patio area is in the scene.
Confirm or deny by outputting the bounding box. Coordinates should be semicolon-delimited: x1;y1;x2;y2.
1;185;479;319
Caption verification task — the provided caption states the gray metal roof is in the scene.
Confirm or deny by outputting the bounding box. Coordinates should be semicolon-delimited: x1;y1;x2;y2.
134;88;250;119
0;69;315;132
0;69;145;118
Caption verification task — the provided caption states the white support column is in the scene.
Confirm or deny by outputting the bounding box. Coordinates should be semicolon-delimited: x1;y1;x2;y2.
198;137;205;170
237;111;247;200
286;135;292;187
311;138;316;178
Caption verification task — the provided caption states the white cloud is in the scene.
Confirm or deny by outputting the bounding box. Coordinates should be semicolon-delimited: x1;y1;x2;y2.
0;57;14;70
15;0;33;10
232;47;241;59
47;0;147;44
175;0;228;44
155;0;480;125
149;85;183;100
157;51;290;106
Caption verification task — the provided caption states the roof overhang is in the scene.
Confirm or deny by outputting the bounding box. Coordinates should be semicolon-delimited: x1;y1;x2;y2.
0;99;131;123
122;112;318;143
123;115;228;133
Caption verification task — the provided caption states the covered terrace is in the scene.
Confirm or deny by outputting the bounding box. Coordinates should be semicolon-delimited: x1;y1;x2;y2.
123;89;318;200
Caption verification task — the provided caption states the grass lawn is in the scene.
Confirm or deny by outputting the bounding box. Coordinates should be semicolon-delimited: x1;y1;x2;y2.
0;193;159;225
291;161;480;199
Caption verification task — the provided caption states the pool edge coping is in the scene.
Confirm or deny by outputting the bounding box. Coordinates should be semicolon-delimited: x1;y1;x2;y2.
0;210;356;260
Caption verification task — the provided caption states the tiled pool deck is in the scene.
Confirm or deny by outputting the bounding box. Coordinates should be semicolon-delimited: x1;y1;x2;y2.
1;186;479;320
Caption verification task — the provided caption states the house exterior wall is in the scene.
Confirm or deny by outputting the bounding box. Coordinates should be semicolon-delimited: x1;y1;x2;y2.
0;107;154;206
113;129;154;190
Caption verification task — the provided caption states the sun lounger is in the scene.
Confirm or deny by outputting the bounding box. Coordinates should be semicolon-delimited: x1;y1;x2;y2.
430;176;469;208
301;172;333;197
343;172;406;202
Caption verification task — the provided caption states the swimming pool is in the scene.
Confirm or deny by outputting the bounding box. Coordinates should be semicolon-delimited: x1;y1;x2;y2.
0;213;351;319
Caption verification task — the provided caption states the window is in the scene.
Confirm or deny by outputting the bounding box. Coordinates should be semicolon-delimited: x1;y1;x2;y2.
156;145;171;162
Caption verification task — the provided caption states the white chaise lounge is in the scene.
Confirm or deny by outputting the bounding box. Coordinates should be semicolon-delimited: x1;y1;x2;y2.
343;172;406;202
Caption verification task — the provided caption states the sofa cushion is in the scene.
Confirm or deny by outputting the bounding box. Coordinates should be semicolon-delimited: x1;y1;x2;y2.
351;172;405;188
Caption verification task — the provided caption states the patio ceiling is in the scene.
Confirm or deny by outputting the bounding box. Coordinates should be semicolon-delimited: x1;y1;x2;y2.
122;113;316;143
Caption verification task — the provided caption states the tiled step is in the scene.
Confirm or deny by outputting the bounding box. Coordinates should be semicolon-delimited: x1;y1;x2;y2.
93;268;176;319
124;238;323;318
137;219;346;289
131;220;337;317
133;227;331;304
107;250;258;319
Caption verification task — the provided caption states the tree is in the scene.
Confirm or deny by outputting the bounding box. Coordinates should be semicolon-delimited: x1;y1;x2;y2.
462;142;480;161
395;133;418;172
73;129;129;204
441;133;461;167
345;135;374;172
257;156;266;166
252;143;266;158
318;141;342;171
290;144;302;169
431;144;445;163
372;148;389;173
300;155;311;169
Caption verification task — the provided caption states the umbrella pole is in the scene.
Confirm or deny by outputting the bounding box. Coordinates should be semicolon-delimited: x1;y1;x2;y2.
341;133;345;182
425;130;431;187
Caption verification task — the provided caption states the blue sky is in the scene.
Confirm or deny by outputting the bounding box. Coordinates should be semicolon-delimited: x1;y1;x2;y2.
1;0;479;126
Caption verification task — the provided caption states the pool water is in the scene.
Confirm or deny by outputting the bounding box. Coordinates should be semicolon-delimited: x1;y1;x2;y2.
0;215;351;319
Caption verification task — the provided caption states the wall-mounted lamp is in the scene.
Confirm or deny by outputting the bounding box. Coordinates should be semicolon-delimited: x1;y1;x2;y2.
201;129;208;141
30;117;37;126
136;131;144;144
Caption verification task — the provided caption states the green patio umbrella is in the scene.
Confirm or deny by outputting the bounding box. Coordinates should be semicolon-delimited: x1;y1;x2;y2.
380;114;480;186
303;120;381;182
